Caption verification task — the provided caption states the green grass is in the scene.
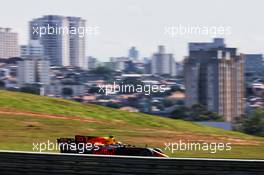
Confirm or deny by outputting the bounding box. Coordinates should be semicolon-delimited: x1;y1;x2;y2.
0;90;264;159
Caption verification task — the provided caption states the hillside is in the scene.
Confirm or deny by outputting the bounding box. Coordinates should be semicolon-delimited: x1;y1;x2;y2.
0;90;263;158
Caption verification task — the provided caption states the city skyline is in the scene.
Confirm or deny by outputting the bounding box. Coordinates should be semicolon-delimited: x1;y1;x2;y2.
0;0;264;61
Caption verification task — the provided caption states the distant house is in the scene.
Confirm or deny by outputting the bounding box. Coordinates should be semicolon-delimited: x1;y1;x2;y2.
120;106;139;112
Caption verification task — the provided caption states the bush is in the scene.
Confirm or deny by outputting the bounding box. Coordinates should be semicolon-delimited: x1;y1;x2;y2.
20;84;40;95
171;104;223;121
234;109;264;137
0;81;5;88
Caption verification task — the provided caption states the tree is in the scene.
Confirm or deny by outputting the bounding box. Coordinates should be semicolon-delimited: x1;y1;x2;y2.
91;66;114;79
0;80;5;88
106;103;123;109
120;77;144;94
238;109;264;136
20;84;40;95
91;66;113;74
91;66;114;80
163;99;174;108
62;88;73;96
171;106;190;119
89;86;102;94
122;77;143;86
171;104;222;121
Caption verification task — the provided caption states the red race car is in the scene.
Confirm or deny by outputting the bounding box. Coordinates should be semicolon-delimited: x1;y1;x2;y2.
57;135;168;157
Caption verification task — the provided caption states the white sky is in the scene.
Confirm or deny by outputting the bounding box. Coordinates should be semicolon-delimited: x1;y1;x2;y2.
0;0;263;61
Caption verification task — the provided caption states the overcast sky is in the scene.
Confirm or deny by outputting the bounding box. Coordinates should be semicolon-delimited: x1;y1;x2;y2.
0;0;263;61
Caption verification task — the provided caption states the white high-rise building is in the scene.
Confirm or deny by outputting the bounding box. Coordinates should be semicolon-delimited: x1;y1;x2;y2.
184;38;244;122
68;17;86;69
20;40;44;59
37;60;50;85
18;60;36;85
151;46;176;76
30;15;70;67
29;15;86;68
88;56;98;70
0;28;19;59
17;59;50;86
128;46;139;60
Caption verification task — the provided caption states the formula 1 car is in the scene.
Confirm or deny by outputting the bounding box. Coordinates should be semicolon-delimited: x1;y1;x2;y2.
57;135;168;157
